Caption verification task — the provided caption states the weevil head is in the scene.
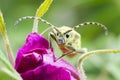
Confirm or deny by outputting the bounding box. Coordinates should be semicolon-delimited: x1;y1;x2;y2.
50;26;81;50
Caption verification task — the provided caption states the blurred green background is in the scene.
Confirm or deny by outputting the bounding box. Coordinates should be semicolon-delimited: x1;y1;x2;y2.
0;0;120;80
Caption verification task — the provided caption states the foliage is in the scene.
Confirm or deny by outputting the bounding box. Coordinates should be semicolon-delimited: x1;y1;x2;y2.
0;0;120;80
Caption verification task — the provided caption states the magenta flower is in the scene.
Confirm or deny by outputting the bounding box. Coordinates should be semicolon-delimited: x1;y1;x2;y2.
15;33;80;80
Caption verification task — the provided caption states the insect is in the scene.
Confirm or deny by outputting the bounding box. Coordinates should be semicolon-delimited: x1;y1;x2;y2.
15;16;108;61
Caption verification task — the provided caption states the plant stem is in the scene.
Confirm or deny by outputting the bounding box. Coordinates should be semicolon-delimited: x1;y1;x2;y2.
77;49;120;80
32;17;38;33
3;31;14;66
0;11;14;66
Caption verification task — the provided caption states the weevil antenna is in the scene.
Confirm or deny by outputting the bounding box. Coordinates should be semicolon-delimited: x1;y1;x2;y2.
14;16;55;27
14;16;35;26
73;22;108;35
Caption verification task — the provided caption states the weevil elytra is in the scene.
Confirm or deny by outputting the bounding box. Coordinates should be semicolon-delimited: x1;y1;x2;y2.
15;16;108;61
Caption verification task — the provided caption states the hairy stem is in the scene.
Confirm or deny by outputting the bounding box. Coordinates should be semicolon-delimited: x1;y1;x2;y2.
77;49;120;80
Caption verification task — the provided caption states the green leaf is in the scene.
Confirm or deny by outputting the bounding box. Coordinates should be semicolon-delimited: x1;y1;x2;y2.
0;50;13;71
0;10;14;66
36;0;53;18
0;50;22;80
0;67;20;80
0;10;6;36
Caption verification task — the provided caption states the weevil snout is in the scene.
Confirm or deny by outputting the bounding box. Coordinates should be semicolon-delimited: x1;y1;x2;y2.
57;37;65;44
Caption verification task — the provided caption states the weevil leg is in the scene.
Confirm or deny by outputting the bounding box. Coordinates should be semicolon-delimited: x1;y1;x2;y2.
55;49;75;61
76;48;88;53
55;48;87;61
48;34;53;48
49;31;58;48
41;27;52;35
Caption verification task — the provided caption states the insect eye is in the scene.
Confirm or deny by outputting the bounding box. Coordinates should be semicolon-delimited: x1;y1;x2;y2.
65;33;70;38
56;32;60;36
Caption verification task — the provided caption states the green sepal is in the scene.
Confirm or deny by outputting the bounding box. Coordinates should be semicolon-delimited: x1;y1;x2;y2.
36;0;53;18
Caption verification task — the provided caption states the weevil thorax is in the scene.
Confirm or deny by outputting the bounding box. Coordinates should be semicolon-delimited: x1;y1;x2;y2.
50;26;81;52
